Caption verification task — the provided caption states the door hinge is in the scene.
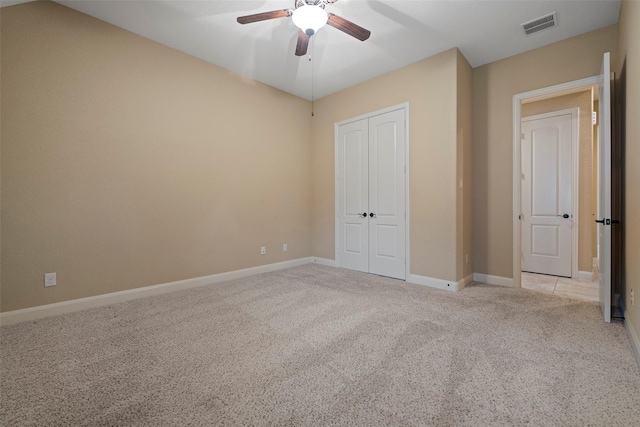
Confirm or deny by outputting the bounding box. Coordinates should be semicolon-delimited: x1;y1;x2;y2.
521;133;525;140
519;214;522;220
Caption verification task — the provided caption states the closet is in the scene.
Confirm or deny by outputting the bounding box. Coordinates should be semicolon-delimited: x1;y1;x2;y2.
336;107;407;280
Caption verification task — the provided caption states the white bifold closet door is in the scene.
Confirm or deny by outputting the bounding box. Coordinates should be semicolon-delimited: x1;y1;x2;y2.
337;108;406;280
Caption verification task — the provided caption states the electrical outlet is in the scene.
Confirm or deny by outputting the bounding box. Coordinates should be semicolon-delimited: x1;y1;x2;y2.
283;243;288;252
261;246;266;255
632;289;635;306
44;273;56;287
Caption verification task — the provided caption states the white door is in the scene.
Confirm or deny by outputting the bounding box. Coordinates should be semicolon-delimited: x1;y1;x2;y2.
337;118;369;273
521;112;573;277
597;52;612;323
337;108;406;280
368;110;406;279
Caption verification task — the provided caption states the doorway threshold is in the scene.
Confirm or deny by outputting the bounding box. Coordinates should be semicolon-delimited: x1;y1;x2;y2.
521;272;598;303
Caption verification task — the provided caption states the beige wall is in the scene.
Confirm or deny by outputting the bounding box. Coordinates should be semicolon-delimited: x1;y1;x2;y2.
472;25;618;279
457;50;473;281
311;48;463;282
522;90;595;273
1;2;312;312
0;5;3;311
617;0;640;351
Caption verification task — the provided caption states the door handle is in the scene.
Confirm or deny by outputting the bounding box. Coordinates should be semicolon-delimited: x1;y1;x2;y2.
358;213;367;218
596;218;613;225
558;214;570;219
369;212;376;218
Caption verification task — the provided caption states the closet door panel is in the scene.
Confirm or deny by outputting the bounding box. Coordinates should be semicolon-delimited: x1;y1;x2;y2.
337;119;369;273
369;109;406;280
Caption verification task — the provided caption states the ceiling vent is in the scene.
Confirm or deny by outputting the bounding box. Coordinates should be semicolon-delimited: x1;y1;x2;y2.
521;12;557;36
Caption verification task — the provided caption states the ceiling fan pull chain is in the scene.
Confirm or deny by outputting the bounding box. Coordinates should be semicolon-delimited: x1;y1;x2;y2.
310;37;315;117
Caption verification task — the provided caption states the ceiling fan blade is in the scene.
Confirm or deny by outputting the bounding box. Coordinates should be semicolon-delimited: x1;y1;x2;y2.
237;9;291;25
295;30;310;56
327;13;371;41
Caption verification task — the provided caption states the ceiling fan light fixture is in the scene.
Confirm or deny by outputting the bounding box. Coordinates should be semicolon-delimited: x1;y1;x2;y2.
292;5;328;36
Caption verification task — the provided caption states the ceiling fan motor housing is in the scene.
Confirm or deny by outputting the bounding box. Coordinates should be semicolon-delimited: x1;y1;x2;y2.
295;0;328;9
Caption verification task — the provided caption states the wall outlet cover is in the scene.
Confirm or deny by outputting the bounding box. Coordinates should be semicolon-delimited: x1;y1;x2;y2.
44;273;57;287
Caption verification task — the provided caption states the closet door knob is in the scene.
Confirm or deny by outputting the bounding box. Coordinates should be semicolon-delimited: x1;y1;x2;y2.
358;213;367;218
369;213;376;218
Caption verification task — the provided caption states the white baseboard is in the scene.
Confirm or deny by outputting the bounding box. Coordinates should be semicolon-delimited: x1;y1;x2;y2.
625;311;640;369
408;274;458;292
0;257;313;326
311;257;337;267
473;273;515;288
458;273;474;291
578;271;594;282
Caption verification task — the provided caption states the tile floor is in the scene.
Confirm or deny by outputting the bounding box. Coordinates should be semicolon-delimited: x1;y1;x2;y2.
521;271;599;303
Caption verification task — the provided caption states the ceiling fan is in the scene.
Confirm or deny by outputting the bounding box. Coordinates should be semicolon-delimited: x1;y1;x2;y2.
237;0;371;56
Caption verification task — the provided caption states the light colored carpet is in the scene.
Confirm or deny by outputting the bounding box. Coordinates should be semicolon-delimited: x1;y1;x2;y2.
1;264;639;426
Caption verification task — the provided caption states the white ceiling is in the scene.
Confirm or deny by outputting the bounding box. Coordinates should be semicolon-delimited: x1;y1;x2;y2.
3;1;621;100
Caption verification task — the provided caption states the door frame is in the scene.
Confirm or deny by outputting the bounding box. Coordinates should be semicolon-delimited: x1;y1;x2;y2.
513;76;599;287
521;107;579;278
334;102;410;280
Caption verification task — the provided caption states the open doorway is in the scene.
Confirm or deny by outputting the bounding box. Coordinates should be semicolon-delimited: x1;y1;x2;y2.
514;53;623;323
512;76;600;298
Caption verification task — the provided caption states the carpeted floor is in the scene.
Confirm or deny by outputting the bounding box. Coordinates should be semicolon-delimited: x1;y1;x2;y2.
1;264;639;425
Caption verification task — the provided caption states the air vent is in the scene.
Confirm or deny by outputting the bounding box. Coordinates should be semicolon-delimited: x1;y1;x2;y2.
521;12;557;36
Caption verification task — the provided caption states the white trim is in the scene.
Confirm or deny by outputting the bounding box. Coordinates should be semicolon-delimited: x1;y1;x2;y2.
522;80;598;105
521;108;580;280
408;274;458;292
334;102;409;127
578;271;594;282
473;273;515;288
335;117;340;268
513;75;600;288
311;257;337;267
0;258;313;326
458;273;474;291
405;105;411;283
334;102;410;281
625;312;640;368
